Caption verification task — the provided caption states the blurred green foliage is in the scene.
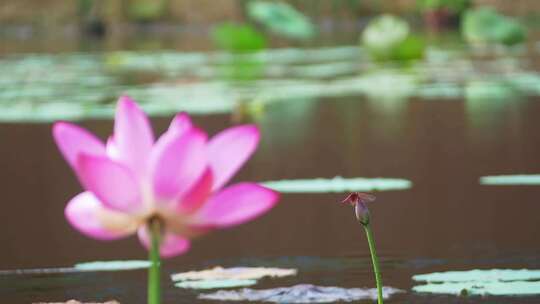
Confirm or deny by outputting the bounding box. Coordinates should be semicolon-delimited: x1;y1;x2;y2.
462;7;526;46
361;15;425;62
416;0;471;13
127;0;168;22
212;23;267;53
247;0;316;40
212;23;268;82
78;0;94;17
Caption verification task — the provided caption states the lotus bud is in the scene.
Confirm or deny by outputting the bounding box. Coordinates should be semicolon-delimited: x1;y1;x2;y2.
341;192;376;225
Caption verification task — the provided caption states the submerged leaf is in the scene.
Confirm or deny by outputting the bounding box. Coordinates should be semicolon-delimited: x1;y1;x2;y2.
199;284;403;303
262;177;412;193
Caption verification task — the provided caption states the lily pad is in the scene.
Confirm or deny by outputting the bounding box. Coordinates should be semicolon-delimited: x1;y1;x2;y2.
413;281;540;296
0;260;151;275
413;269;540;283
413;269;540;296
171;266;297;282
480;174;540;186
74;260;151;272
35;301;120;304
175;279;257;289
262;176;412;193
199;284;403;303
172;266;296;290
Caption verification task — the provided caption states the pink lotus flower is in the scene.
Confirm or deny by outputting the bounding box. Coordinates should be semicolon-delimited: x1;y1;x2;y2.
53;96;279;257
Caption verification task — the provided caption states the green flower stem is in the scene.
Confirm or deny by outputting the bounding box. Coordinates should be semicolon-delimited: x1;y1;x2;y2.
148;218;161;304
363;223;384;304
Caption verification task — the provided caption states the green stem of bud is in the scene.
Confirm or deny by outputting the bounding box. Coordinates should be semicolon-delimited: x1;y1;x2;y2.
363;223;384;304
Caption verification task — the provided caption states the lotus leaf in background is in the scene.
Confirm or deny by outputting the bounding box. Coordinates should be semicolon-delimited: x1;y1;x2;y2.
361;15;425;62
417;0;471;14
247;0;316;40
417;0;471;29
127;0;168;22
212;23;267;53
462;7;526;46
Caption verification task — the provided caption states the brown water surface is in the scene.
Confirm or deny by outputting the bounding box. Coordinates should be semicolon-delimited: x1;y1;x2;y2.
1;32;540;303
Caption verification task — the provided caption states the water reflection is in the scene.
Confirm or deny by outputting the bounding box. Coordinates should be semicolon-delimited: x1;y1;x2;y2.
2;42;540;123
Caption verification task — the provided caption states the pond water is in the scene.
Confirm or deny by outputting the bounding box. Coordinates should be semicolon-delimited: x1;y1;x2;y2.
1;28;540;303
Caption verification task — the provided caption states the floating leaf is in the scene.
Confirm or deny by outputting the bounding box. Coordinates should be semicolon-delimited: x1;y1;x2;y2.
413;269;540;296
413;269;540;283
37;301;120;304
356;70;420;100
74;260;151;272
172;266;297;282
175;279;257;289
465;80;519;101
413;281;540;296
199;284;403;303
480;174;540;186
247;1;316;40
262;176;412;193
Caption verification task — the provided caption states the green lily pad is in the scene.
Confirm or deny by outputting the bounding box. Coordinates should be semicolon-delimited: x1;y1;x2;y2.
74;260;151;272
175;279;257;289
480;174;540;185
413;269;540;296
262;176;412;193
